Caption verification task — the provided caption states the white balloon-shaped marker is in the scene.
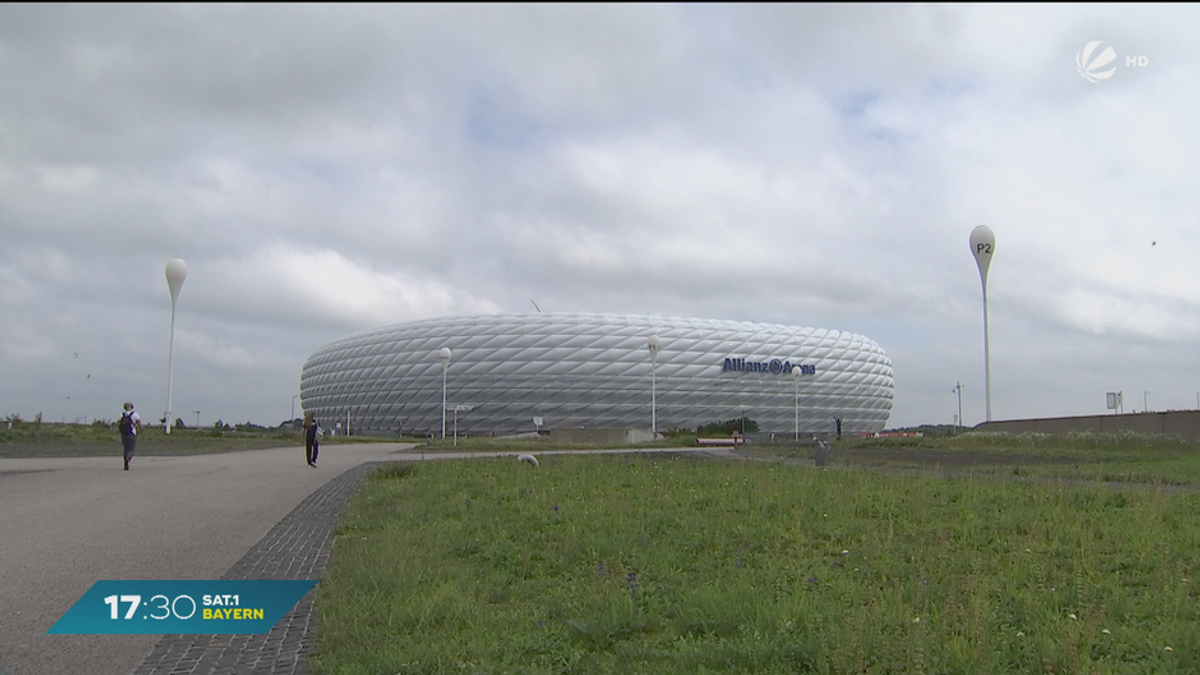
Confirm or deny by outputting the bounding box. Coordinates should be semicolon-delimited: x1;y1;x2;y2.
969;226;995;422
165;258;188;434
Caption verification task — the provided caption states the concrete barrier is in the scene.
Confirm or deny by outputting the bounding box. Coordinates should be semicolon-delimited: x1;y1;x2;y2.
696;437;744;446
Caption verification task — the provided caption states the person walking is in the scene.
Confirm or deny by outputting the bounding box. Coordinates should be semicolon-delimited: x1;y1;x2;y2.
302;411;320;468
119;402;142;470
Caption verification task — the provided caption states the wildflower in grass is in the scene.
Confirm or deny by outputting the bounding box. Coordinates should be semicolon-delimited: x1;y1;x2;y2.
1165;646;1174;652
1068;614;1077;620
735;548;745;569
806;577;818;584
912;617;920;624
1102;629;1111;635
597;562;606;577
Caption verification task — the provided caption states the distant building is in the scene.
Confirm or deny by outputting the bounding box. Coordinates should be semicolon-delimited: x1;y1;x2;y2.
300;313;894;436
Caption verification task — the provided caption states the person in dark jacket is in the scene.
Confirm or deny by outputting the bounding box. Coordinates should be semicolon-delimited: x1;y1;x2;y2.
302;411;320;468
119;401;142;470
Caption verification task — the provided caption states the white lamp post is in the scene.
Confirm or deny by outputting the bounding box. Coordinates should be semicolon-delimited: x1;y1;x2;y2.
164;258;188;434
953;382;964;433
792;366;802;441
970;225;995;422
438;347;452;439
647;335;661;436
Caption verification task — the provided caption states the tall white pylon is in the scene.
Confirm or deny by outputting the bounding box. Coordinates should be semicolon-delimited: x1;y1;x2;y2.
969;226;995;422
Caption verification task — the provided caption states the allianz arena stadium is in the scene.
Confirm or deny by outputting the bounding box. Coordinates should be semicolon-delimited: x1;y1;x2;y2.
299;313;894;437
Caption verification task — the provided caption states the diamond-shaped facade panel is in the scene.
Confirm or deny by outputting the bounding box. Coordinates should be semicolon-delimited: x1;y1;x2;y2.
300;313;894;436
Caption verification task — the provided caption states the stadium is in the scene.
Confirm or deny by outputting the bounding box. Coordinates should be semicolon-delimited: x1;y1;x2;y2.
299;313;894;437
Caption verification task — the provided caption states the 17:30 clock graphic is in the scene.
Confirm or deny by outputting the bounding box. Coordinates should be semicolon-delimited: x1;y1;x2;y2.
105;593;203;621
49;580;316;635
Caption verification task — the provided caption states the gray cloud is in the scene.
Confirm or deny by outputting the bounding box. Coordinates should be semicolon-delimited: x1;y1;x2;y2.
2;4;1198;428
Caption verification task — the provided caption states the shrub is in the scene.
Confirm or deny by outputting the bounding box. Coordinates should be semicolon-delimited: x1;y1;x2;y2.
696;416;759;436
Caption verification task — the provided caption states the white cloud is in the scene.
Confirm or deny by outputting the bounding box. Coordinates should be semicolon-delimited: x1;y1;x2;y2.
2;4;1200;426
193;244;503;331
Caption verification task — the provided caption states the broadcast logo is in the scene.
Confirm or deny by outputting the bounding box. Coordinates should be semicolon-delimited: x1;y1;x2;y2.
1076;41;1117;82
1076;41;1149;83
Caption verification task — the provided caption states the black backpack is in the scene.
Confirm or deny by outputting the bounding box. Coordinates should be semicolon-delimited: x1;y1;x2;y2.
119;413;134;434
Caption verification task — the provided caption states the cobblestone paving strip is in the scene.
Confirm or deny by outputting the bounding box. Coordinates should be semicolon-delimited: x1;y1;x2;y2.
132;462;383;675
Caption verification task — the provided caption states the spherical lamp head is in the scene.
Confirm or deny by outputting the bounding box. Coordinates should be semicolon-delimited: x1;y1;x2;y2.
969;225;995;286
165;258;188;305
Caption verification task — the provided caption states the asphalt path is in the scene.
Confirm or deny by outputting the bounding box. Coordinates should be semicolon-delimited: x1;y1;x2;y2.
0;442;717;675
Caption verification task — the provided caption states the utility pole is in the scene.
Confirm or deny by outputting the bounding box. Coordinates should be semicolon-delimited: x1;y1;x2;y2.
953;382;964;434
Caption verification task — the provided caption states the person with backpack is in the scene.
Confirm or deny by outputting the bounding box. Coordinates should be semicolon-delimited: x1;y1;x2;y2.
302;411;320;468
119;402;142;470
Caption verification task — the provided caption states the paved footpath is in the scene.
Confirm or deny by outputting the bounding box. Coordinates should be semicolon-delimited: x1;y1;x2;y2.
0;444;711;675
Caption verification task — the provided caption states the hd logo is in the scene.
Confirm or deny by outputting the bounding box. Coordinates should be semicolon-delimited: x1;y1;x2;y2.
1076;41;1149;83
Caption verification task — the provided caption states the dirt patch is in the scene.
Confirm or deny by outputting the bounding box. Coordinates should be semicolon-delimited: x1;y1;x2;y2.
722;444;1089;471
830;446;1080;468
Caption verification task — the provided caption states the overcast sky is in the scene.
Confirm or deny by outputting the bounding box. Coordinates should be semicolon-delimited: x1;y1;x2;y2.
3;4;1197;430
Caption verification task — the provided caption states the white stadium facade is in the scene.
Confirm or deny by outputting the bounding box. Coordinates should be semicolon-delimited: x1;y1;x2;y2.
299;313;894;437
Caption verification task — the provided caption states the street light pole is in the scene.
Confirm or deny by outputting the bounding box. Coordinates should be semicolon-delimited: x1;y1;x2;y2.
792;366;802;441
438;347;452;439
164;258;188;434
647;335;660;436
1144;390;1150;413
953;382;963;433
970;226;995;422
448;404;475;447
292;394;299;422
194;410;200;428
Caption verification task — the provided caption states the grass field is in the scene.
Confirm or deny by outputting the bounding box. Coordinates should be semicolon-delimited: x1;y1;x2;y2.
309;434;1200;675
0;421;693;457
733;431;1200;487
0;420;398;457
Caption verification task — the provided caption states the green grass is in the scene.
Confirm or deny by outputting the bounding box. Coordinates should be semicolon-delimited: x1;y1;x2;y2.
0;420;699;457
844;430;1195;455
737;431;1200;487
411;435;702;454
311;453;1200;675
0;421;398;457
